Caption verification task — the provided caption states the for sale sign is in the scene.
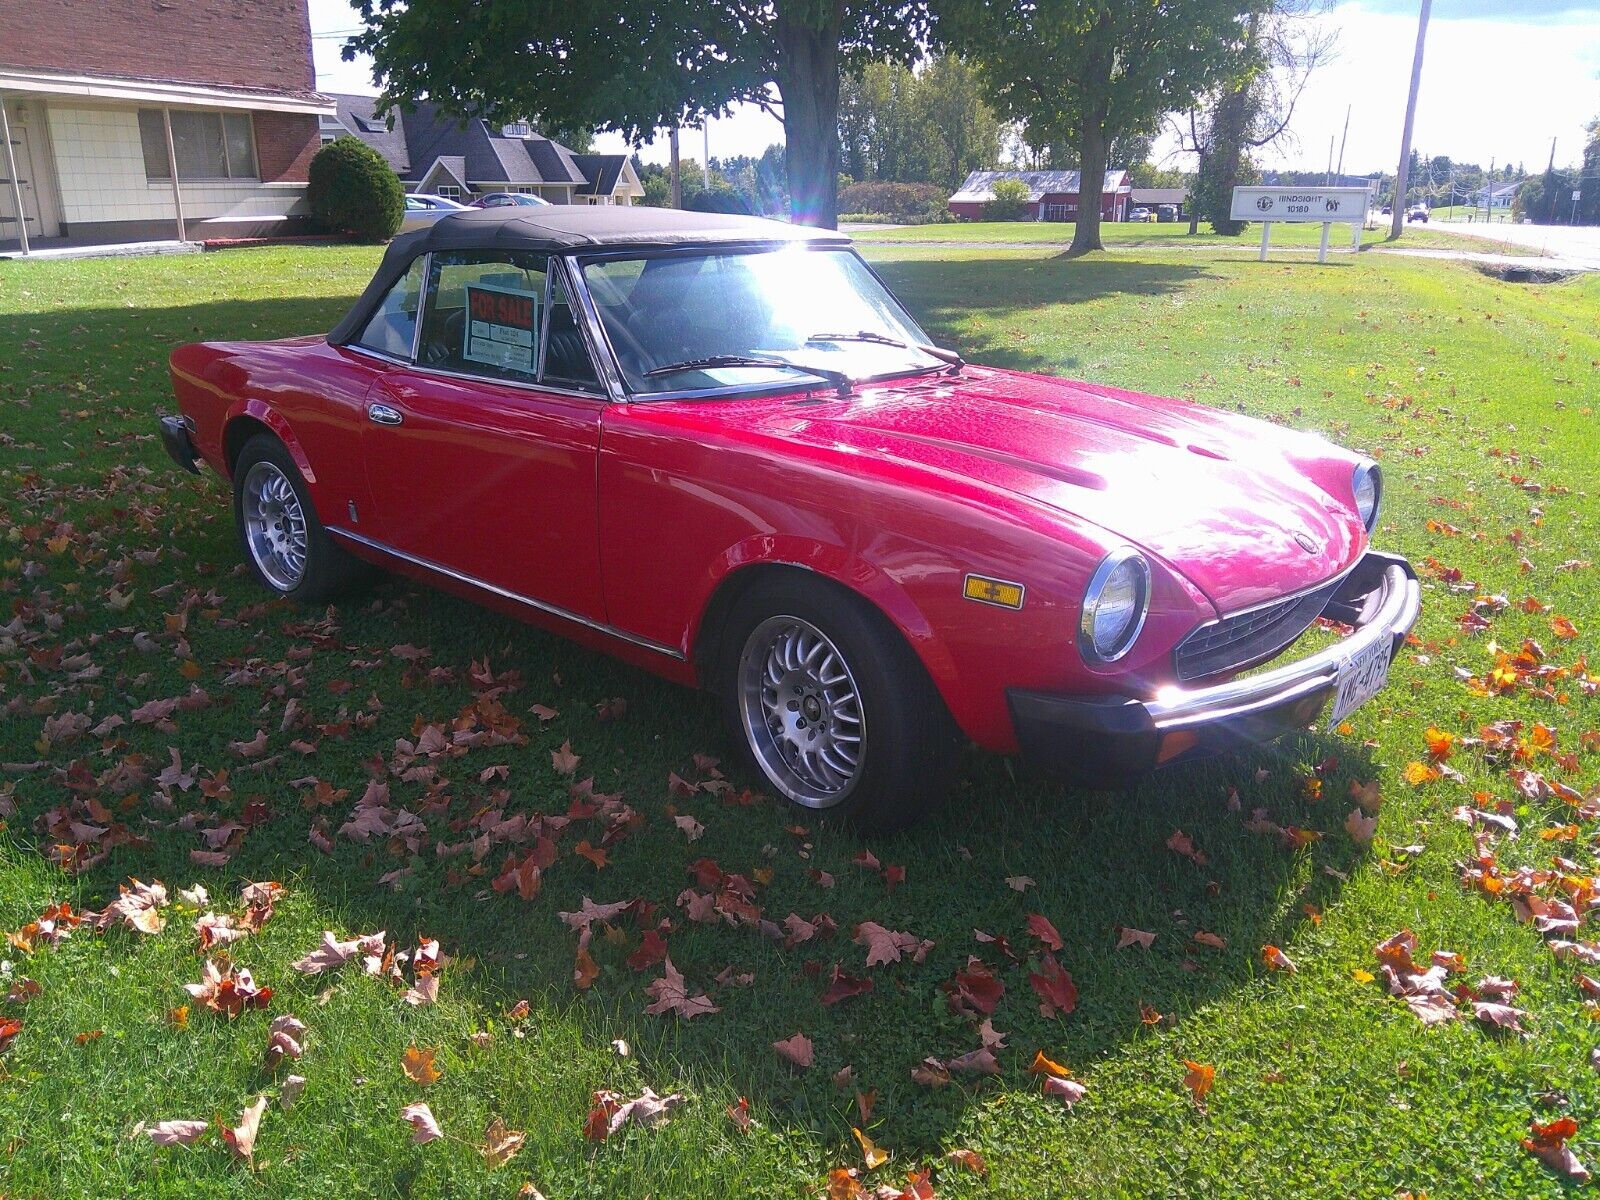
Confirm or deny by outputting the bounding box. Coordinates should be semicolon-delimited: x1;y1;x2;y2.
1230;186;1371;223
464;283;540;374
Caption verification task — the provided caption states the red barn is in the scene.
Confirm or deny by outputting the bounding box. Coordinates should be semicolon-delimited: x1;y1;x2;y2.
948;169;1133;222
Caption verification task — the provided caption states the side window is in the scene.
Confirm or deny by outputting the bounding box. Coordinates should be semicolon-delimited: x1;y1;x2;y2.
544;269;601;389
418;252;547;380
354;256;426;359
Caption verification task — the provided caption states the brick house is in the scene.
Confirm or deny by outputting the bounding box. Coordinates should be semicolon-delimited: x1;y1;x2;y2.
0;0;332;251
323;95;643;206
948;170;1134;222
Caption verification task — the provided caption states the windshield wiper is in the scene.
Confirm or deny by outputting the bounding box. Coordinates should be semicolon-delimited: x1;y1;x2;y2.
643;354;853;395
806;330;965;370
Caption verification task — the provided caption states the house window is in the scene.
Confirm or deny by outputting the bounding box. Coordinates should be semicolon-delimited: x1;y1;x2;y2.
138;110;258;181
435;185;462;199
501;122;531;137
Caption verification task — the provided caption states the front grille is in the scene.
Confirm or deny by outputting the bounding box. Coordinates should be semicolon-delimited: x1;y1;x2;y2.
1173;576;1344;682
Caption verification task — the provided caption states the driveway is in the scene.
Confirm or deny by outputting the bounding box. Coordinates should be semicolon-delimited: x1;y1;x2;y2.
1427;220;1600;271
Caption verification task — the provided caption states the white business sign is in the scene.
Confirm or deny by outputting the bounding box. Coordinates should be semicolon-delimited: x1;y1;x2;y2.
1230;186;1371;223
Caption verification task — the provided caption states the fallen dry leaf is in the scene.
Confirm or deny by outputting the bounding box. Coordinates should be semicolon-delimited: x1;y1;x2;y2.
401;1101;443;1144
853;1126;889;1170
402;1045;442;1086
773;1032;814;1068
1182;1060;1215;1104
219;1095;267;1160
146;1119;210;1146
481;1116;525;1168
1524;1116;1590;1181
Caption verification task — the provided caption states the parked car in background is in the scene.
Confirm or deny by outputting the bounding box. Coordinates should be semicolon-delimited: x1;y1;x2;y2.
1156;205;1178;223
400;193;469;233
1407;205;1429;223
160;207;1419;832
470;192;553;209
1128;207;1154;223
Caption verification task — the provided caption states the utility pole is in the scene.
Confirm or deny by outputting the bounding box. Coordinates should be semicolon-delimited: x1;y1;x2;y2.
669;124;682;209
1325;134;1334;187
1544;136;1557;225
702;123;710;190
1391;0;1431;239
1335;104;1352;179
1484;157;1493;223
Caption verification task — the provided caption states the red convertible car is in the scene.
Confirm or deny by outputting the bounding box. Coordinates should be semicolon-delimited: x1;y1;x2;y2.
162;208;1419;831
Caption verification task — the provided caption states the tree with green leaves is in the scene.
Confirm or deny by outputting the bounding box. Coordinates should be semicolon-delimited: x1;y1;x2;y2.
345;0;928;228
943;0;1258;253
837;56;1001;189
1177;0;1334;235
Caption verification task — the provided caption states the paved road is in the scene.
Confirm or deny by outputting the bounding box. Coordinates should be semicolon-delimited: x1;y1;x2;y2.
1428;221;1600;271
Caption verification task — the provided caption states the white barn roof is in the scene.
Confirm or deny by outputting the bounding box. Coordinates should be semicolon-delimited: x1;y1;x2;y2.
949;169;1130;203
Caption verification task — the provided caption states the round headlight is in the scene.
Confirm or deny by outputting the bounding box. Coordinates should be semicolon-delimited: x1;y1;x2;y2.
1079;548;1151;664
1353;462;1381;532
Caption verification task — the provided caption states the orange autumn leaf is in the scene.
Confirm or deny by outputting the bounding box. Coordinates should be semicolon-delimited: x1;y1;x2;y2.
1182;1060;1215;1103
574;840;608;869
945;1148;987;1175
827;1168;865;1200
402;1044;442;1086
1262;945;1298;973
573;940;599;990
1402;761;1442;787
1551;615;1579;641
1423;727;1454;761
1027;1050;1072;1079
852;1126;889;1170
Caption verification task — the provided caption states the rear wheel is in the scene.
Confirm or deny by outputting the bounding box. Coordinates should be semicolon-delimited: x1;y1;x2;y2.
232;435;367;603
719;575;957;833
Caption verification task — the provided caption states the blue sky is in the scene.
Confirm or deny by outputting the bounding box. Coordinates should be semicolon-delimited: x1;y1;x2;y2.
311;0;1600;178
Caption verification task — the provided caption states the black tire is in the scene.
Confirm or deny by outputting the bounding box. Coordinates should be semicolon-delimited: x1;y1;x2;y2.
232;434;368;603
717;574;958;834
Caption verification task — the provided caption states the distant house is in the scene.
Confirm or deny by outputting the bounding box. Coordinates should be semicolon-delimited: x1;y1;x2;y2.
948;170;1134;221
1;0;332;251
1131;187;1188;216
324;95;642;205
1477;181;1519;209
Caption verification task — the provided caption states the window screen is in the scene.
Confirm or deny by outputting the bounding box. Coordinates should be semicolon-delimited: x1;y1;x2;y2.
354;256;427;360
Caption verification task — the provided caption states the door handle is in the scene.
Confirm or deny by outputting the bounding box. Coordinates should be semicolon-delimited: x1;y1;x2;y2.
367;402;404;426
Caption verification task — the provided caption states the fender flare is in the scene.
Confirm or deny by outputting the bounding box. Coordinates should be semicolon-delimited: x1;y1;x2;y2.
223;399;317;485
685;535;963;711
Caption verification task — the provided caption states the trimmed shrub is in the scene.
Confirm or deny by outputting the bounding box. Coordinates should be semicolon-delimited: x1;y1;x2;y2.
306;136;404;242
984;178;1032;221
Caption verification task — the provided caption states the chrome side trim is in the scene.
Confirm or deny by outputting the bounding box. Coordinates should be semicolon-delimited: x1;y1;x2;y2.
326;527;686;661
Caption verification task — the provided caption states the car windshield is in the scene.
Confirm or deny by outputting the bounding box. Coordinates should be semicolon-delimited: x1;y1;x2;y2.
580;246;943;396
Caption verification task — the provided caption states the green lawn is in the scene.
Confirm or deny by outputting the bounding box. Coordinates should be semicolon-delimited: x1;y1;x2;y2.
854;218;1541;257
2;241;1599;1199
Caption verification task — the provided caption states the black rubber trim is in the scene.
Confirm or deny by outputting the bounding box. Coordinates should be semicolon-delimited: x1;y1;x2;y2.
159;415;201;474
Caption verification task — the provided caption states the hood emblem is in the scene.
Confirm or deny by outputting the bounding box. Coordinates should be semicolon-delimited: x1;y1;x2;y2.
1293;531;1319;554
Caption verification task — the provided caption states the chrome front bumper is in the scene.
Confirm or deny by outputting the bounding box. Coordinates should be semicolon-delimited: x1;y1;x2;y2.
1007;550;1421;785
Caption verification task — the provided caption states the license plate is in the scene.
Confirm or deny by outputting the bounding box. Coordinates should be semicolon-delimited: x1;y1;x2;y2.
1329;636;1391;725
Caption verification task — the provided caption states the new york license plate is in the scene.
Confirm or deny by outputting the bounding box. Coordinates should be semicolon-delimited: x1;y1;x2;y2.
1329;636;1391;725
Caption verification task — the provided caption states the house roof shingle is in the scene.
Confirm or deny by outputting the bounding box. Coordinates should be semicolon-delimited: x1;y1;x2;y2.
949;170;1131;204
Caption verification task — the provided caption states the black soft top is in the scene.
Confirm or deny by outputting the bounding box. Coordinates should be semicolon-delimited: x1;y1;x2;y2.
328;207;849;346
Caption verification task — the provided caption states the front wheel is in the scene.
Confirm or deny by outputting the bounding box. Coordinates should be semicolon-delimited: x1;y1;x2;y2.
719;576;958;833
232;434;367;603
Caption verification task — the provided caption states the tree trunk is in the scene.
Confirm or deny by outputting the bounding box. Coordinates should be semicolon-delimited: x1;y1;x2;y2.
775;2;843;228
1071;116;1108;254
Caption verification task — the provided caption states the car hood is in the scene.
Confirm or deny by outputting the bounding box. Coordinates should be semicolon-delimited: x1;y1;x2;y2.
724;368;1366;613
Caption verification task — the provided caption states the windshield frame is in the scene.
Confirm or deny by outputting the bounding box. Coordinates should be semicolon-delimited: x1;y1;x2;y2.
564;242;947;403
